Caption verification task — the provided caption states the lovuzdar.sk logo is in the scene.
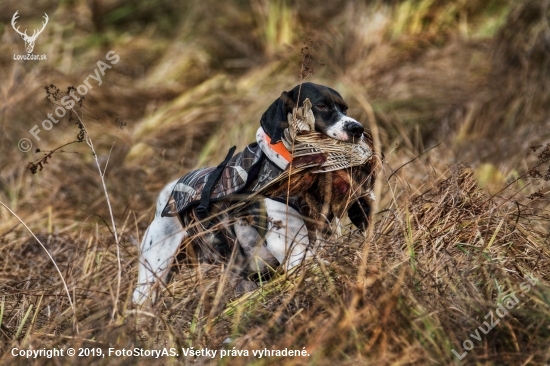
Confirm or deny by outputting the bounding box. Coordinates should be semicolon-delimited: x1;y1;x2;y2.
11;10;48;61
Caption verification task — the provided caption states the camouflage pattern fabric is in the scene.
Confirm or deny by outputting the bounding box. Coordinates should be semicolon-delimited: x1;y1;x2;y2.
161;142;283;218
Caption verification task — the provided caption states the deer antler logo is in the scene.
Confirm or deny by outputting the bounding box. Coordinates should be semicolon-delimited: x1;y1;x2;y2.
11;11;49;54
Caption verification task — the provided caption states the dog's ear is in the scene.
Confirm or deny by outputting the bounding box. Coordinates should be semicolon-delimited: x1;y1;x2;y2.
260;91;296;144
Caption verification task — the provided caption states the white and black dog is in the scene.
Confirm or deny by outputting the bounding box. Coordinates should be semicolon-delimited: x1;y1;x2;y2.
133;82;374;305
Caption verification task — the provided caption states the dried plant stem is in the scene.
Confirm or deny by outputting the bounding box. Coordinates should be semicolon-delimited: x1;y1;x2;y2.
71;109;122;323
0;202;76;321
344;79;382;287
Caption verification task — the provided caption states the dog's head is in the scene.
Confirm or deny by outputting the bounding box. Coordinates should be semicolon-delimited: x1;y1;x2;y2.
260;82;364;144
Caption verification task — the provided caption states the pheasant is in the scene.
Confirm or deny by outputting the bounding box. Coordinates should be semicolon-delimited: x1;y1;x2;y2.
281;98;374;172
259;98;379;236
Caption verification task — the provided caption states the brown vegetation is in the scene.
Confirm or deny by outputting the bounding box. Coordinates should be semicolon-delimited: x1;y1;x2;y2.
0;0;549;365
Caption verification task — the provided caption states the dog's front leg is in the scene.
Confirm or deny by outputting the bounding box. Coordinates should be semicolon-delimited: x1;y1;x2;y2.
263;198;312;270
133;180;188;305
133;216;187;305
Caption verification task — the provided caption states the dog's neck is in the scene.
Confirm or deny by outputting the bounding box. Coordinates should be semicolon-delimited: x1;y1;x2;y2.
256;127;292;170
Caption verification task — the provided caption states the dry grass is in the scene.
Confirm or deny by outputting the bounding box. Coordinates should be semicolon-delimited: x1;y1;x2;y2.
1;0;549;365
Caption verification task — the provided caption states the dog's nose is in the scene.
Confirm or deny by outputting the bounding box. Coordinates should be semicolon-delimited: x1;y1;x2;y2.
345;122;364;137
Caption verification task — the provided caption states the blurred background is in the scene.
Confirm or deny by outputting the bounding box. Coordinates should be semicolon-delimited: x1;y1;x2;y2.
1;0;548;226
1;1;550;363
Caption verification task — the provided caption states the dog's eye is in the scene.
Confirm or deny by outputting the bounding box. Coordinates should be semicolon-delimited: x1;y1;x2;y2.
316;104;327;111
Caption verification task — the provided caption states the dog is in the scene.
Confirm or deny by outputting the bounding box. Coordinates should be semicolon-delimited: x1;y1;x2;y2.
133;82;376;305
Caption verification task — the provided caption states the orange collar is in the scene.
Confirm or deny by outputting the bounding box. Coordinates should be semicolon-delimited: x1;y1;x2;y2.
263;133;293;162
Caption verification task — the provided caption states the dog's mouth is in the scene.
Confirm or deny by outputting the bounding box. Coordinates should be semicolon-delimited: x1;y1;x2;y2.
328;129;354;142
323;119;365;142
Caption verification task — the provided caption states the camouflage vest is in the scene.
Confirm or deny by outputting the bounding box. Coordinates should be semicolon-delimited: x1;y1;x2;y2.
161;142;284;218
